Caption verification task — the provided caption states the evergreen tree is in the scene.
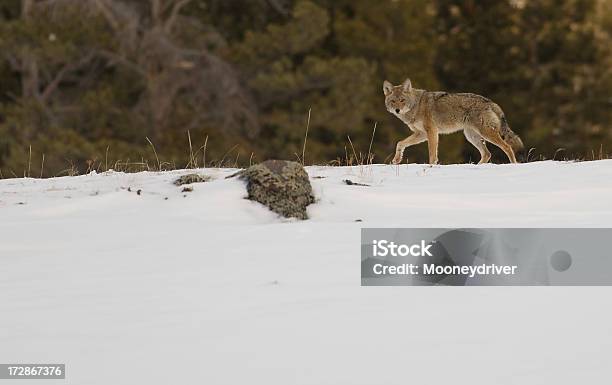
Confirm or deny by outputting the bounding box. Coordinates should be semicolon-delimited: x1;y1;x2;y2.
519;0;612;158
230;1;376;163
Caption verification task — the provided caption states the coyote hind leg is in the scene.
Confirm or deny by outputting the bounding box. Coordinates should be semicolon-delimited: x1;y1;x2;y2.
392;131;426;164
481;130;518;163
464;129;491;164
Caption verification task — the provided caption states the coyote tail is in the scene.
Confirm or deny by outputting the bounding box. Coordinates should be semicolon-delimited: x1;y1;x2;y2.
500;114;524;152
491;104;524;152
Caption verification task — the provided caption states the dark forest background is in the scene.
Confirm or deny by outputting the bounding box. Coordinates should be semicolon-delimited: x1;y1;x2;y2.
0;0;611;177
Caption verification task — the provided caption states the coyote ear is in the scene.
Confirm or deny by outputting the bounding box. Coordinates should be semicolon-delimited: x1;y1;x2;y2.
383;80;393;96
402;78;412;92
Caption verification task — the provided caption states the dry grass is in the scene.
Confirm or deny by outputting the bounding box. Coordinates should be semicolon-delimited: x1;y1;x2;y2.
1;129;610;180
145;137;162;171
295;107;311;165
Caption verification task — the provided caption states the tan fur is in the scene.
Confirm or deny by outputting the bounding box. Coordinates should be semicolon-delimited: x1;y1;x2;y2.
383;78;524;165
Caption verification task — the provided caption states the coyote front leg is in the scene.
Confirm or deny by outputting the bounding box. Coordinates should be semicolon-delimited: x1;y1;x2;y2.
392;131;426;164
425;124;439;165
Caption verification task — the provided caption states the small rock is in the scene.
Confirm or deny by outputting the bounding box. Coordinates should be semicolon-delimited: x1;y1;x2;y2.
174;173;211;186
182;186;193;193
344;179;370;187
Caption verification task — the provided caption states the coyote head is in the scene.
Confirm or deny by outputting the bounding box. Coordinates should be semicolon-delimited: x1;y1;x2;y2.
383;78;416;117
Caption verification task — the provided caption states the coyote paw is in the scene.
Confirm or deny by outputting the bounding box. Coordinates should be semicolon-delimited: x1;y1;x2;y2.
391;156;402;165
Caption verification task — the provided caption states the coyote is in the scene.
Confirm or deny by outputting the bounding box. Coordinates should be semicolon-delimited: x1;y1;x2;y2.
383;78;524;164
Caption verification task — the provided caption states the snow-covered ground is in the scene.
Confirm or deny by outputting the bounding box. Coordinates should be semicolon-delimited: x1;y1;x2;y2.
1;160;612;384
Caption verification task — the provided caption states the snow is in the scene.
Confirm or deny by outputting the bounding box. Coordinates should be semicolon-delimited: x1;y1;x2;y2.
1;160;612;384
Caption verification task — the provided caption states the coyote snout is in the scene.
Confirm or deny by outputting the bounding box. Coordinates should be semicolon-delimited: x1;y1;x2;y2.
384;78;524;165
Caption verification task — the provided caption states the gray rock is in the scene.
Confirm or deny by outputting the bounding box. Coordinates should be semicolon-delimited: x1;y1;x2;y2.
235;160;314;220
